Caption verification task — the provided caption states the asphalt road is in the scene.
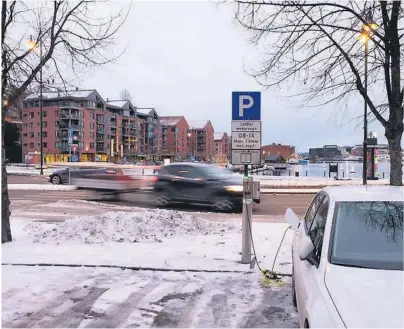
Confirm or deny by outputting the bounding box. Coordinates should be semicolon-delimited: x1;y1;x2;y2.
9;188;313;217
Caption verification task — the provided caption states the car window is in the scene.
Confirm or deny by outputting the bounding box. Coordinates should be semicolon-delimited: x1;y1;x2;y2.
330;201;403;270
308;196;329;261
305;193;325;232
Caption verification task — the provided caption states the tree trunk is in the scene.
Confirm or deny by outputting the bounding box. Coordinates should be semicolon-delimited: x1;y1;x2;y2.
387;133;403;186
2;149;12;243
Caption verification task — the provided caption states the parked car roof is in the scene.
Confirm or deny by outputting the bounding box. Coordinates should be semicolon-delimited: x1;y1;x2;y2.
321;186;403;202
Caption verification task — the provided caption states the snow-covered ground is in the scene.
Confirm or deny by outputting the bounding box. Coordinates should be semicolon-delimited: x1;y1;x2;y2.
2;201;297;328
4;201;293;274
2;266;298;328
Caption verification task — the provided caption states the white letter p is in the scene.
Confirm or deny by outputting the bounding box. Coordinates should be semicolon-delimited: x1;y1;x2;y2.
239;95;254;117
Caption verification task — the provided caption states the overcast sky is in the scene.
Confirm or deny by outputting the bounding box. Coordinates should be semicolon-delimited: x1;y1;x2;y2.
82;0;388;152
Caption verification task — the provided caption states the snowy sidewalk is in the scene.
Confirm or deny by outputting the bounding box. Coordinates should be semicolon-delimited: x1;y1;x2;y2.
2;265;298;328
4;201;293;274
3;219;293;274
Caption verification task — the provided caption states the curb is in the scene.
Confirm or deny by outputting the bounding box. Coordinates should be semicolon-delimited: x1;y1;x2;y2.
7;184;319;194
7;184;77;191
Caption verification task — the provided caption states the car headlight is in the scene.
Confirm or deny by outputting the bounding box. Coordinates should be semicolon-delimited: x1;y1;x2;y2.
225;185;243;192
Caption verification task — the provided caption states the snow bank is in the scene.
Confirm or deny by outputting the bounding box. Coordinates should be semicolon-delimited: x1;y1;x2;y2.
8;184;76;191
24;209;239;244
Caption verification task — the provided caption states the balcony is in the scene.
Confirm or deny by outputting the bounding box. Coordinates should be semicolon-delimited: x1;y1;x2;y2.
96;147;106;153
59;124;81;130
60;136;80;142
59;113;80;120
97;129;104;134
96;117;105;124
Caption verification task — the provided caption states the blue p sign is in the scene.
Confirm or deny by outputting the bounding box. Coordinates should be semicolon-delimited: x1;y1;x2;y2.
232;91;261;120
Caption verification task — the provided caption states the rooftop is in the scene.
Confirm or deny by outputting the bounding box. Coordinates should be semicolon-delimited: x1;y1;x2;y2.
24;89;97;101
107;100;129;108
214;133;225;141
322;186;404;202
160;116;183;126
188;120;209;130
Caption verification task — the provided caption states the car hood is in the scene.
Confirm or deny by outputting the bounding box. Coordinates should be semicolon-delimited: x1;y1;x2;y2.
325;264;404;328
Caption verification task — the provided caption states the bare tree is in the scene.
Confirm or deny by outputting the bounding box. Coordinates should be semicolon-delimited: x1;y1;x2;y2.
120;89;132;101
1;0;130;243
235;1;403;186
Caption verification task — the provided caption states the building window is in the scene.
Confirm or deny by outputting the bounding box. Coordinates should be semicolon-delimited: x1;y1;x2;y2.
29;122;34;128
23;113;27;118
79;142;84;149
42;121;47;128
23;123;28;128
29;132;34;138
43;111;47;117
29;112;34;118
42;132;47;138
90;142;95;149
23;143;28;147
90;122;94;129
55;142;60;148
43;142;47;148
29;142;34;148
56;131;60;138
23;133;28;137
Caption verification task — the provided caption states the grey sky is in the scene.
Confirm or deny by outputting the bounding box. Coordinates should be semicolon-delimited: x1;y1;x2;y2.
82;0;387;152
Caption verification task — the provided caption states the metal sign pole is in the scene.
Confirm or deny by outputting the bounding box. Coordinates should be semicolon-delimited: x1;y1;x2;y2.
241;171;253;264
230;91;261;265
68;145;71;185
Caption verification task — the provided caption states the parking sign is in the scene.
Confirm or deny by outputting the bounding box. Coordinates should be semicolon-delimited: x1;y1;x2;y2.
232;91;261;120
231;91;262;165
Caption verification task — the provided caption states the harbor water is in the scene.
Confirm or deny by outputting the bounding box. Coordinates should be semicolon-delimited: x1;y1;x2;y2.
271;161;402;179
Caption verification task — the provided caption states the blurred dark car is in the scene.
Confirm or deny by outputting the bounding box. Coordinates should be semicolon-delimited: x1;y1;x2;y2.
152;162;243;212
49;167;101;185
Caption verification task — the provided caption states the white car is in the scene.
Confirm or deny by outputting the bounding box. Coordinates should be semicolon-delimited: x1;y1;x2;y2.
285;186;403;328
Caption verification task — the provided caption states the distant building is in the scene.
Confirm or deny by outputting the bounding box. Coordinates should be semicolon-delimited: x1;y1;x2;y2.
264;154;286;164
160;116;189;160
188;120;214;161
351;144;389;157
261;143;295;160
309;145;342;161
214;132;230;159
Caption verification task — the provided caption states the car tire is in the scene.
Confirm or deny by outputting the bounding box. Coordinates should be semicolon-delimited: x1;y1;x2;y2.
51;175;62;185
154;191;171;208
213;197;234;213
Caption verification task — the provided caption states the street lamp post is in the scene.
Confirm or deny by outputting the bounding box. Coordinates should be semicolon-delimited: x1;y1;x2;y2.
28;35;44;175
359;18;378;185
187;132;191;159
363;35;369;186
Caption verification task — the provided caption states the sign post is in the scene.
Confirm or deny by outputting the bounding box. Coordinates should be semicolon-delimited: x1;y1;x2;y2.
231;91;261;264
68;128;73;184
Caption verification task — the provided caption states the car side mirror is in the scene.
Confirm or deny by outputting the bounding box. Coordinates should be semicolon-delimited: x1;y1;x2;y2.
298;235;318;266
285;208;300;230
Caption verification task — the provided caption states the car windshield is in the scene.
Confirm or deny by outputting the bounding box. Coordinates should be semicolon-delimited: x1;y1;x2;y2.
200;165;234;177
330;201;403;270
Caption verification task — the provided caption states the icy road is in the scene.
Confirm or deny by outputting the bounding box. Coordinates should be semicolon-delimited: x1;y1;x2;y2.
2;265;298;328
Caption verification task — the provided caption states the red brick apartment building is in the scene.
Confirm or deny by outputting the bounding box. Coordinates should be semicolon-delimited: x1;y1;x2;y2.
188;120;214;161
160;116;189;160
261;143;295;160
22;90;161;163
214;132;230;159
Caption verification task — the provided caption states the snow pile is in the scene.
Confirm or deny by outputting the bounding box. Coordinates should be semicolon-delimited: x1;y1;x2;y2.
24;209;240;244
